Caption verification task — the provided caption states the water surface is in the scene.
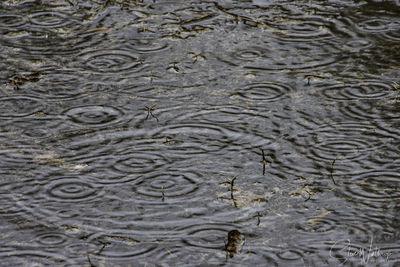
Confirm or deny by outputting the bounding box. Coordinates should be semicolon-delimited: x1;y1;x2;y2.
1;0;400;266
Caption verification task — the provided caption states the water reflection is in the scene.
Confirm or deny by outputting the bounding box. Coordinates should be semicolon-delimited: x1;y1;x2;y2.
1;0;400;266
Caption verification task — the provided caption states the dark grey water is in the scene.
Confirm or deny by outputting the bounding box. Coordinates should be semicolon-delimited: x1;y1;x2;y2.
1;0;400;266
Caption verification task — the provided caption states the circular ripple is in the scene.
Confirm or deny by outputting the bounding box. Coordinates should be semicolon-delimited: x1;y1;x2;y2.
357;18;393;32
296;217;336;234
45;178;99;202
310;138;376;161
0;146;44;170
127;39;169;53
339;99;400;122
235;82;291;102
0;14;26;28
216;29;342;71
1;18;100;57
345;39;373;51
64;105;123;126
272;20;333;42
87;170;139;185
382;28;400;41
159;105;283;150
125;84;192;101
342;171;400;204
242;247;280;266
98;243;157;259
35;232;68;246
152;244;280;266
79;50;143;73
2;33;80;57
112;150;170;175
289;122;386;162
154;107;275;157
130;170;203;203
233;48;264;60
320;81;395;101
66;242;99;256
33;72;84;99
0;248;72;266
0;96;43;118
182;224;238;249
0;179;41;216
29;11;71;28
277;249;303;261
148;245;204;266
86;234;157;259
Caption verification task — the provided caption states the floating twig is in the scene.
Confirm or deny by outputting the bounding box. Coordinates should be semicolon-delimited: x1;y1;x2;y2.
96;239;110;254
167;62;179;73
86;252;96;267
260;148;268;175
305;189;311;202
229;176;238;208
8;71;40;90
163;136;182;145
190;52;206;63
145;104;159;122
307;209;331;226
220;176;238;207
161;186;165;202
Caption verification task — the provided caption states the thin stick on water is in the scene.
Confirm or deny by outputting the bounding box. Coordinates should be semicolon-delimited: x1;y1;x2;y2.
145;104;159;122
86;253;95;267
260;148;268;175
330;157;338;185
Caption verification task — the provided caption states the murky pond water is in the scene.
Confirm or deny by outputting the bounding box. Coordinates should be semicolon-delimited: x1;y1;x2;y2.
1;0;400;266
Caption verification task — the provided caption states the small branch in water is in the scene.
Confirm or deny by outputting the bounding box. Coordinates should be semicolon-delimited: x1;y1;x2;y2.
161;186;165;202
305;189;311;202
256;212;261;226
229;176;237;188
260;148;268;175
145;104;159;122
330;157;338;185
96;239;110;254
229;176;238;207
220;176;238;208
8;71;40;90
86;252;96;267
190;52;206;63
167;62;179;73
305;75;313;86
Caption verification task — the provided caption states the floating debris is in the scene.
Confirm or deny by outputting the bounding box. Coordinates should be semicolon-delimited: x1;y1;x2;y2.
260;148;268;175
307;209;331;226
225;230;245;258
8;71;40;90
145;104;159;122
34;150;88;171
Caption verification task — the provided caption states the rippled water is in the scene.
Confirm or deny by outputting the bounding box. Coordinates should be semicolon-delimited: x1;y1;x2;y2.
1;0;400;266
